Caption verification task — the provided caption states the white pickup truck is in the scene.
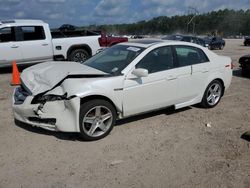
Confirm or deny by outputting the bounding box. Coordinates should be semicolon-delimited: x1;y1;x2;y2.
0;19;101;67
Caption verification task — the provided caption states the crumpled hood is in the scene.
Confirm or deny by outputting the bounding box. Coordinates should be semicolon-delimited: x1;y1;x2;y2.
21;61;107;95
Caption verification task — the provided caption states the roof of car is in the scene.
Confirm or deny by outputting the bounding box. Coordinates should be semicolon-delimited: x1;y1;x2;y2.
122;39;164;48
119;39;205;49
0;19;44;26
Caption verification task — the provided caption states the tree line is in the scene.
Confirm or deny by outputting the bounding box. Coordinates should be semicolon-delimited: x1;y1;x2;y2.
86;9;250;37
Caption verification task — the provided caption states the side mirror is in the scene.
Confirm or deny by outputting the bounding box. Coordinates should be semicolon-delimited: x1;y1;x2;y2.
131;68;148;78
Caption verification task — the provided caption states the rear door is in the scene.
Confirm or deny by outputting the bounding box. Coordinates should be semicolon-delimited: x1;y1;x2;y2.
0;27;22;66
172;46;193;103
17;26;53;63
174;45;210;102
189;47;211;96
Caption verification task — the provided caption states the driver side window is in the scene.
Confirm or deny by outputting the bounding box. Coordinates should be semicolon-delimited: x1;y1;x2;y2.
0;27;16;43
136;46;174;74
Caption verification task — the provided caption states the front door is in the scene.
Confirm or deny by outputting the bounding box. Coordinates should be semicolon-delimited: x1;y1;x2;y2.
123;46;178;117
0;27;22;67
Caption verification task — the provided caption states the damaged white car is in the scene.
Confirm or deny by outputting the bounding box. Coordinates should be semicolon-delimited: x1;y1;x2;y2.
13;40;232;140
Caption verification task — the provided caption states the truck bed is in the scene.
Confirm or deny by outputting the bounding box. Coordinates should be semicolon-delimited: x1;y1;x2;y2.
51;30;100;39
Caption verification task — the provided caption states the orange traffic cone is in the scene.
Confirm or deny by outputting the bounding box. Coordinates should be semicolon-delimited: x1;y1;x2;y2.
11;61;21;86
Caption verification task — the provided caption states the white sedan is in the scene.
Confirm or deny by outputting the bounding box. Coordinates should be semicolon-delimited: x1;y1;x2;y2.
13;40;232;140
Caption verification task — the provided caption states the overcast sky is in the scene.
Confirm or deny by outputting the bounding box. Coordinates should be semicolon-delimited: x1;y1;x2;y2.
0;0;250;27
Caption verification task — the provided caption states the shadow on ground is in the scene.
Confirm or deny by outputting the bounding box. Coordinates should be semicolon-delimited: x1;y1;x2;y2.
241;131;250;142
14;119;83;141
14;106;192;141
116;106;191;126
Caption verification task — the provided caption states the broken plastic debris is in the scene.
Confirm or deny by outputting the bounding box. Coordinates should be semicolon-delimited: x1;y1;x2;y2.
110;160;124;166
205;123;212;128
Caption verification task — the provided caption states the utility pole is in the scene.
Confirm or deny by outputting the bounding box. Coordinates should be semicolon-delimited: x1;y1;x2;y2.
187;7;199;35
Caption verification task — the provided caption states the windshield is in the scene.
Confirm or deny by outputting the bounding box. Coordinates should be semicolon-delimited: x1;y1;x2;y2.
84;45;145;75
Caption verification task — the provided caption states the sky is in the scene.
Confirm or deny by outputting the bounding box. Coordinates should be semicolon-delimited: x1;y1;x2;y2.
0;0;250;28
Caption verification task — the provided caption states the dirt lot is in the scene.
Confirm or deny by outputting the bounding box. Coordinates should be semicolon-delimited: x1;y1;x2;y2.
0;39;250;188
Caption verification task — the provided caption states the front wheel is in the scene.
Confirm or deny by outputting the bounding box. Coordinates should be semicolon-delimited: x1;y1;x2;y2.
79;100;116;141
200;80;223;108
68;49;90;63
219;44;224;50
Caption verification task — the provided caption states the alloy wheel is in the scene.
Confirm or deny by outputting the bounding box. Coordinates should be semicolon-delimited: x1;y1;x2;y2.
82;106;113;137
206;83;222;106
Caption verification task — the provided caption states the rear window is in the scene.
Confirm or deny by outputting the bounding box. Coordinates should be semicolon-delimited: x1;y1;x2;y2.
20;26;45;41
175;46;209;67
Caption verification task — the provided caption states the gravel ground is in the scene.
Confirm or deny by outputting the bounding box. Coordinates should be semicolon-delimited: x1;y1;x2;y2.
0;39;250;188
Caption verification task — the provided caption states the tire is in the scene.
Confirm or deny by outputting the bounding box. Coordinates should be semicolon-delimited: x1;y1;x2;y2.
68;49;90;63
219;44;224;50
242;66;248;76
200;80;223;108
79;99;116;141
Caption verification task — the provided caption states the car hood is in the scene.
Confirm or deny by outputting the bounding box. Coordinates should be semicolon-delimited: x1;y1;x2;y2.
21;61;108;95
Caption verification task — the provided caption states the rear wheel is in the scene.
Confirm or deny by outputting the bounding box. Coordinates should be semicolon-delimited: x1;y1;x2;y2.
201;80;223;108
69;49;90;63
79;100;116;141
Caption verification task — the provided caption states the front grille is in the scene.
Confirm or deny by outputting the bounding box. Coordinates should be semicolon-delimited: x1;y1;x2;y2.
14;85;31;105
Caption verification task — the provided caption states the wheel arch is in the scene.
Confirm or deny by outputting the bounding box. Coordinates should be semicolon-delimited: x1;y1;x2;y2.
80;95;120;116
67;44;92;60
208;78;225;96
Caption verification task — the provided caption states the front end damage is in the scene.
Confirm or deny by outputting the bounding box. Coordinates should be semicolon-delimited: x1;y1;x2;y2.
13;84;81;132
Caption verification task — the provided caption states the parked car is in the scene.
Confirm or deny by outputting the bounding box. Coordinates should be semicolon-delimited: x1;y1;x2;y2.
0;19;101;67
239;54;250;75
162;35;206;47
204;36;225;50
98;33;128;47
13;40;232;140
58;24;76;31
0;20;127;67
131;35;144;39
244;36;250;46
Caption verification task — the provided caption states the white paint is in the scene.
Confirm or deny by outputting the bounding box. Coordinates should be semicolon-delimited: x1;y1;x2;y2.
13;40;233;133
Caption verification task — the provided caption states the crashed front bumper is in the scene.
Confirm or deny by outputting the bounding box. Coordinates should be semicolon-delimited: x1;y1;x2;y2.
13;87;81;132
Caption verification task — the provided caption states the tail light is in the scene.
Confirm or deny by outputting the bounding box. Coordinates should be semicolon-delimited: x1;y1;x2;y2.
225;63;234;69
231;62;234;69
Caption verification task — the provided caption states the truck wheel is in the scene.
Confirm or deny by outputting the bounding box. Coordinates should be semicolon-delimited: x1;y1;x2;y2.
219;44;224;50
79;99;116;141
69;49;90;63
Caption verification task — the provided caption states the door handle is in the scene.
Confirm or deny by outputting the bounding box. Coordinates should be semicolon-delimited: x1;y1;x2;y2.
42;43;49;46
11;45;19;48
167;75;177;80
202;68;209;73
